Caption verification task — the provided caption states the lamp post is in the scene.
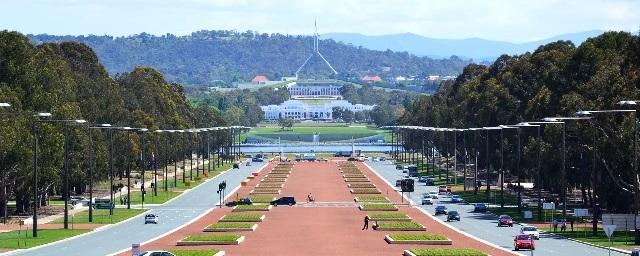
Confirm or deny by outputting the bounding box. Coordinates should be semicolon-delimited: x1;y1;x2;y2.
508;123;540;214
31;112;52;237
61;119;87;229
483;127;502;203
468;128;481;194
499;125;519;208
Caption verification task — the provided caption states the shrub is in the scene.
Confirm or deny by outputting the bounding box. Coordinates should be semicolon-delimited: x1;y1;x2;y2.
184;181;192;187
409;248;487;256
220;213;264;222
194;176;202;181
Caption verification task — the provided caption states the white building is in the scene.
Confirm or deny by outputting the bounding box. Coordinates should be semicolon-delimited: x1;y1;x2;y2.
261;99;375;121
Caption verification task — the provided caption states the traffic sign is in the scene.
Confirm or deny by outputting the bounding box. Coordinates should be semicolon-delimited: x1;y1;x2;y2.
543;202;555;210
604;224;616;238
574;208;589;217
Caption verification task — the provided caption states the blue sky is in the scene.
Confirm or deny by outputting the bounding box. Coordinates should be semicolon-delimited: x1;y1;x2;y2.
1;0;638;43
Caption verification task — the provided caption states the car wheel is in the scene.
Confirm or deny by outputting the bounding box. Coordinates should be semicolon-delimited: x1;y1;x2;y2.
289;203;293;206
515;247;519;251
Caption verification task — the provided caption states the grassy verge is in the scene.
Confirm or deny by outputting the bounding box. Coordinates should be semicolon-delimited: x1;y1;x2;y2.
368;213;410;220
220;213;264;222
183;234;241;242
51;208;146;224
248;196;276;203
543;227;637;249
454;189;518;205
389;233;448;241
355;195;390;203
409;248;487;256
207;222;256;229
378;221;423;229
360;203;398;211
126;191;182;205
233;205;271;211
0;229;89;249
171;250;222;256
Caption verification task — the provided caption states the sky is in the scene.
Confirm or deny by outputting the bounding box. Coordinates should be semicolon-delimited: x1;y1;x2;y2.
0;0;638;43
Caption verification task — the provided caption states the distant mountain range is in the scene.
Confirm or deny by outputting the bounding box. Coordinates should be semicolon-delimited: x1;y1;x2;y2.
323;30;606;61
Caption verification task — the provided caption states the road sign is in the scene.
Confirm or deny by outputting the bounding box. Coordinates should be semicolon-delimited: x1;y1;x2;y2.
574;208;589;217
543;202;555;210
604;224;616;238
523;211;533;219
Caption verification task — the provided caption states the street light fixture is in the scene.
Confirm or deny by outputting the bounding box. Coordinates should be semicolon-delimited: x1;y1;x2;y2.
482;127;502;203
0;103;11;107
506;123;540;213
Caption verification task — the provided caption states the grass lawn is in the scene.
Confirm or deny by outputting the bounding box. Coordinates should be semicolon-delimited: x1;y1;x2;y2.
246;126;391;142
409;248;487;256
126;190;182;205
183;234;241;242
377;221;423;229
51;208;147;224
360;203;398;211
389;233;448;241
368;213;410;219
355;195;389;202
488;206;576;223
0;229;89;249
455;189;518;205
220;213;264;222
207;222;256;229
544;227;637;249
248;196;276;203
233;205;271;211
171;250;222;256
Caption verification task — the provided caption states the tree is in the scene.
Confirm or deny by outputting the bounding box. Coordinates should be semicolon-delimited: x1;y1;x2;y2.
278;117;293;130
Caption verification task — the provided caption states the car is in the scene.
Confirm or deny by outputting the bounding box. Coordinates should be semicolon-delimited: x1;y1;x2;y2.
435;205;448;215
232;163;240;169
428;191;439;199
395;180;402;187
514;234;535;251
225;198;253;207
347;157;358;161
402;167;408;173
396;164;403;170
451;195;463;203
270;196;296;206
252;157;264;162
447;211;460;221
137;251;176;256
425;178;434;186
379;156;386;161
357;156;365;162
418;176;428;182
334;151;349;157
520;226;540;240
473;203;487;212
438;185;449;194
498;215;514;227
422;196;434;205
144;214;158;224
245;160;252;166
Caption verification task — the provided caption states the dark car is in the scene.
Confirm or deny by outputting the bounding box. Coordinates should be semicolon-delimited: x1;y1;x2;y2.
270;196;296;206
334;151;351;157
395;180;402;187
252;157;265;162
498;215;514;227
473;203;487;213
347;157;358;161
435;205;448;215
225;198;253;207
447;211;460;221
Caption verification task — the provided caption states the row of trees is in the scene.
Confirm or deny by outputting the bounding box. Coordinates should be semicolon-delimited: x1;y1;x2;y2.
398;31;640;213
0;31;229;214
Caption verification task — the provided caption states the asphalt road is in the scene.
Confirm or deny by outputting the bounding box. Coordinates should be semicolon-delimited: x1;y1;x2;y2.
11;162;267;256
367;161;629;256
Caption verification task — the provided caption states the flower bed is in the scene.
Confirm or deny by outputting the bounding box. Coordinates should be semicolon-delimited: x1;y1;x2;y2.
219;213;265;222
204;222;257;232
345;178;370;183
233;205;272;212
343;174;367;178
359;203;398;211
375;221;426;231
348;183;376;188
355;195;389;202
248;196;276;203
368;213;411;221
177;234;244;245
385;233;452;245
404;248;486;256
350;188;381;194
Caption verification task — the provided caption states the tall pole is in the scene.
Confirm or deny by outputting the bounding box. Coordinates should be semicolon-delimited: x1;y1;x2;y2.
500;129;504;208
454;130;458;186
485;129;490;202
182;132;186;183
127;154;131;209
463;130;467;191
140;131;146;209
31;121;38;237
592;120;598;236
88;128;94;222
63;125;69;229
561;123;566;219
537;126;542;221
517;128;522;213
173;133;177;187
190;132;193;180
153;136;158;196
634;112;639;244
164;134;169;191
109;129;114;216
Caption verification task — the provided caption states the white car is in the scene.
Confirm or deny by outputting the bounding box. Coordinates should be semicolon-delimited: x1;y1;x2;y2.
421;195;434;205
428;191;439;199
144;214;158;224
138;251;175;256
520;225;540;240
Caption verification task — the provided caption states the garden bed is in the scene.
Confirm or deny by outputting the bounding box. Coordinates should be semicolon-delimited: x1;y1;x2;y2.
204;222;258;232
348;183;376;188
355;195;390;203
367;213;411;221
375;221;426;231
261;178;287;183
250;189;281;195
350;188;381;194
170;250;225;256
248;196;276;203
403;248;486;256
177;235;244;246
359;203;398;211
343;174;367;178
256;183;283;188
219;213;265;222
385;233;452;245
345;178;370;183
265;174;289;178
232;205;272;212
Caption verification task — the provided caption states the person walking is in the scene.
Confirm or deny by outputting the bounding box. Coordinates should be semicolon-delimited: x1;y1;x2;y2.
561;219;567;233
362;215;370;230
552;218;558;232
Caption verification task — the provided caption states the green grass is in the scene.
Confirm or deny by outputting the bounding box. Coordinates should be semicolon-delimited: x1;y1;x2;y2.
377;221;423;229
51;208;146;224
126;190;182;205
246;126;391;142
0;229;89;249
360;203;398;211
368;213;410;219
233;205;271;211
171;250;222;256
349;183;376;188
454;189;518;205
389;233;448;241
220;213;264;222
248;196;276;203
207;222;256;229
543;227;637;249
355;195;389;202
409;248;487;256
183;234;241;242
351;188;380;194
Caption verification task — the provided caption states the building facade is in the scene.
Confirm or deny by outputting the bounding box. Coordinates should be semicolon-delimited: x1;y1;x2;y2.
261;99;374;121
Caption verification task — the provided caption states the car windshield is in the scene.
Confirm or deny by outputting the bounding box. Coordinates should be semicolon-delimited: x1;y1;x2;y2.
517;235;531;240
522;227;537;231
449;211;458;215
499;215;510;219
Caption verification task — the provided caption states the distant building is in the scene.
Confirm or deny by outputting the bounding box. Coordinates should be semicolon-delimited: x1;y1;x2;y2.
281;76;298;81
252;75;270;84
428;75;440;81
289;80;343;99
362;75;382;83
261;99;374;121
395;76;407;82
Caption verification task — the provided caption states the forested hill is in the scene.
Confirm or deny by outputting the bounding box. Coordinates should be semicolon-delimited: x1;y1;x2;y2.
28;30;472;85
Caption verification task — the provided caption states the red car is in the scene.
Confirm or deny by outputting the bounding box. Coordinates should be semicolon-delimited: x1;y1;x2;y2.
498;215;513;227
438;185;448;194
514;234;535;251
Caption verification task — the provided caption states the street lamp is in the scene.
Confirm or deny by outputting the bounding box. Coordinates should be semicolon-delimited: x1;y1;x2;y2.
506;123;540;213
31;112;51;237
499;125;519;208
483;127;502;203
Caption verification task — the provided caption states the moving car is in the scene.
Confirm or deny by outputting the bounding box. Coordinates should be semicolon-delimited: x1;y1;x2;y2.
498;215;514;227
514;234;535;251
428;191;439;199
424;178;434;186
347;157;358;161
473;203;487;213
418;176;428;182
438;185;449;194
421;196;434;205
446;211;460;221
395;180;402;187
396;164;403;170
270;196;296;206
225;198;253;207
252;157;265;162
334;151;351;157
137;251;176;256
144;214;158;224
451;195;463;203
435;205;448;215
520;226;540;240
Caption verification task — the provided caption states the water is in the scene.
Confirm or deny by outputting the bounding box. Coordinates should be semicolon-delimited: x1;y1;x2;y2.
239;143;392;153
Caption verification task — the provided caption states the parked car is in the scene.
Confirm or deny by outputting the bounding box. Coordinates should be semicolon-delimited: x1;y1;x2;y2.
225;198;253;207
473;203;487;213
514;234;535;251
144;214;158;224
447;211;461;221
270;196;296;206
334;151;351;157
451;195;463;203
138;251;176;256
422;196;434;205
520;226;540;240
435;205;448;215
498;215;514;227
245;161;252;166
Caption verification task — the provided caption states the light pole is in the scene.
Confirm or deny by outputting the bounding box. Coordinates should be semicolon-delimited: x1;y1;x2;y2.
468;128;481;194
31;112;52;237
0;103;11;223
508;123;540;214
483;127;502;203
499;125;519;208
61;119;87;229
